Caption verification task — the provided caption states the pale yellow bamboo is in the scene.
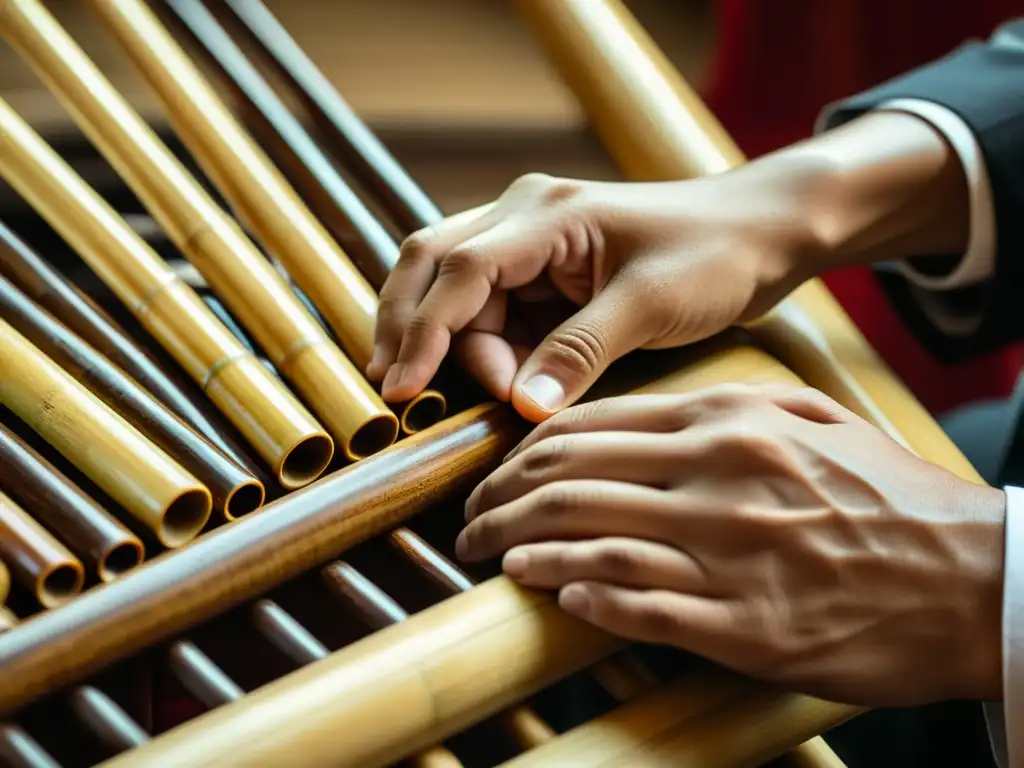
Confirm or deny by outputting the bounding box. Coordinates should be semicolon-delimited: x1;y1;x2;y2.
0;490;84;608
0;318;211;547
0;0;397;461
100;344;863;768
0;96;333;488
0;558;10;605
88;0;377;372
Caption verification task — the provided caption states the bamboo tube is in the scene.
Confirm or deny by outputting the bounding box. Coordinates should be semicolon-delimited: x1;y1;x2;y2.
0;274;264;522
0;318;211;547
0;723;59;768
215;0;443;237
781;739;848;768
0;421;144;581
167;640;244;708
0;220;267;483
0;0;398;462
0;489;83;608
0;96;334;488
512;0;972;479
0;559;9;605
96;0;445;435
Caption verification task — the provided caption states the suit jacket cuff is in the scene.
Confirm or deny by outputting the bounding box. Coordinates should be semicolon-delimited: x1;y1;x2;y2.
996;485;1024;767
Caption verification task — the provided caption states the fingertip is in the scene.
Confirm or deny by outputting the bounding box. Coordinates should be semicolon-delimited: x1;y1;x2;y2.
502;547;529;578
558;582;593;617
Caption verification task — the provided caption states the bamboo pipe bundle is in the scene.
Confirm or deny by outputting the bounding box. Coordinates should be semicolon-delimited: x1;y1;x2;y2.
0;422;144;582
0;489;84;608
0;559;8;605
86;0;372;370
512;0;964;473
0;221;267;483
0;96;334;489
89;0;446;435
0;274;264;522
0;318;212;547
214;0;443;237
0;0;399;462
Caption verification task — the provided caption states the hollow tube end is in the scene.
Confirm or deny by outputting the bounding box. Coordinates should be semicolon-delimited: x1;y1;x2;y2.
222;479;266;522
38;561;85;609
97;539;146;583
159;486;214;548
277;432;335;490
345;412;400;462
399;390;447;435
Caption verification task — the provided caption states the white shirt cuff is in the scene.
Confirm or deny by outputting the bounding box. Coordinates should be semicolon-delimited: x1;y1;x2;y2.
879;98;997;291
994;485;1024;768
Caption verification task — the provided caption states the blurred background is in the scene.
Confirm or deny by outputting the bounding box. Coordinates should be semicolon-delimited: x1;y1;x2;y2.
1;0;1022;416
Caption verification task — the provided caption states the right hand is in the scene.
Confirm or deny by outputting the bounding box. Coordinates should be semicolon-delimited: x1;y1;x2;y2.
368;170;819;422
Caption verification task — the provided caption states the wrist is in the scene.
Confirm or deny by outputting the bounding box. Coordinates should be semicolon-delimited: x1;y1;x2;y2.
746;110;971;286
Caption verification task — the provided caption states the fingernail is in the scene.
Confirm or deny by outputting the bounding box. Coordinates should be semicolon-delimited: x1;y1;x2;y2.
367;344;385;376
454;531;470;560
519;374;564;411
502;549;528;578
559;584;591;616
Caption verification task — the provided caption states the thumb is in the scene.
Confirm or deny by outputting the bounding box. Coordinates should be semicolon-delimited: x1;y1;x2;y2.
511;284;648;422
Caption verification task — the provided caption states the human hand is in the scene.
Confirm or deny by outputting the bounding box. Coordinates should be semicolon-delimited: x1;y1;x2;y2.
368;171;816;422
455;383;1006;706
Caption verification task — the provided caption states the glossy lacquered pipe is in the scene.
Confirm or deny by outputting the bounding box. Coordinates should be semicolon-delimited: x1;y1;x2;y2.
216;0;443;236
158;0;446;435
0;558;9;605
0;0;398;461
0;318;211;547
0;275;263;521
0;422;143;581
0;96;333;488
0;221;266;484
0;489;83;608
88;0;377;372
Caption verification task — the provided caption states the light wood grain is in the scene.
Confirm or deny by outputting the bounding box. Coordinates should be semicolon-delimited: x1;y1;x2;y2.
0;0;398;461
0;94;334;488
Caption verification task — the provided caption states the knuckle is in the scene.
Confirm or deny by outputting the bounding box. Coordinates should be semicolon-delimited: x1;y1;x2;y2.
520;438;568;477
399;229;437;263
593;544;643;578
507;173;585;208
548;323;609;374
713;425;780;461
637;602;683;638
438;246;489;279
405;312;443;341
536;485;575;517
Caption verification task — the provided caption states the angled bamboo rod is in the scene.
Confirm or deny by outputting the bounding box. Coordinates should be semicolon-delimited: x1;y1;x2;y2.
0;95;334;488
0;489;83;608
0;421;144;582
0;559;8;605
0;318;211;548
0;273;263;522
0;0;399;461
89;0;374;371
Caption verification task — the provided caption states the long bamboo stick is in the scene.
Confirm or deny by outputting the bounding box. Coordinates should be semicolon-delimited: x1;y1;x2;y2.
160;0;446;435
0;0;399;461
0;559;8;605
0;95;334;488
0;489;84;608
87;0;374;372
0;318;211;547
0;273;263;522
0;421;144;581
0;220;267;484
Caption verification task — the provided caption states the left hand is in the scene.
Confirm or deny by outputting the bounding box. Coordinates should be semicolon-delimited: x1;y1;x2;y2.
455;382;1006;707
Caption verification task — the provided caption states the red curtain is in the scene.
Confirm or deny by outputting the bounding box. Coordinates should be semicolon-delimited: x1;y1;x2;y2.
702;0;1024;414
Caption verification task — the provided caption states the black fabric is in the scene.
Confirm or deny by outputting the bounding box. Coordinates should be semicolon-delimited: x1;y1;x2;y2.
820;19;1024;363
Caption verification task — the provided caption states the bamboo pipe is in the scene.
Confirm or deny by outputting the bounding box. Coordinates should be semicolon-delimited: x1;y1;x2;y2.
0;0;399;462
0;722;59;768
214;0;443;237
0;96;334;488
167;640;244;708
0;274;263;522
0;558;8;605
781;739;848;768
97;0;446;435
92;346;861;767
497;670;856;768
0;421;144;582
0;318;211;547
250;592;468;768
512;0;972;478
0;221;267;484
86;0;372;371
0;489;83;608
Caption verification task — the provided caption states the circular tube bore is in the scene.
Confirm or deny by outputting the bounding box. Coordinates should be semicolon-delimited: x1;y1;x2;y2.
399;390;447;435
97;539;146;583
159;488;214;548
278;433;335;490
346;413;400;462
39;561;85;609
222;479;266;522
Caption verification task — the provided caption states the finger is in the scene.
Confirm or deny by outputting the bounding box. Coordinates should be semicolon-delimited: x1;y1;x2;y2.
558;582;732;654
510;280;656;422
760;384;854;425
466;431;683;522
455;479;675;563
383;217;561;402
453;331;519;402
502;537;705;593
371;209;497;380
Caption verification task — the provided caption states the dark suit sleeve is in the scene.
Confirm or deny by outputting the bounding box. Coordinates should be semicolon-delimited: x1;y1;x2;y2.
818;20;1024;363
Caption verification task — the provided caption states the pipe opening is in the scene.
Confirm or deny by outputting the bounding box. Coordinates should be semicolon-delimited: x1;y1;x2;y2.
279;433;334;489
223;480;266;521
400;391;447;434
98;540;145;582
40;563;84;608
346;413;400;461
160;488;213;548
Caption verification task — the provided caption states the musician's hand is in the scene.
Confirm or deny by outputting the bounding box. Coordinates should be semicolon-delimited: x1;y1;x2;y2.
455;383;1006;706
367;171;814;421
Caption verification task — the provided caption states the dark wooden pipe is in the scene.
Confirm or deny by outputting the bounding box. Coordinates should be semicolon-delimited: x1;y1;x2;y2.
212;0;443;236
0;422;144;582
0;221;267;485
0;275;264;522
0;404;522;715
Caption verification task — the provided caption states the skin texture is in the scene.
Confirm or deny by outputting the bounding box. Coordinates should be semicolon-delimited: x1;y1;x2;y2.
371;110;1000;706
